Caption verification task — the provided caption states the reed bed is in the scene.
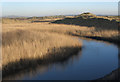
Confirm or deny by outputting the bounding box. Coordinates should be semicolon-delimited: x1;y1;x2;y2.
2;27;82;76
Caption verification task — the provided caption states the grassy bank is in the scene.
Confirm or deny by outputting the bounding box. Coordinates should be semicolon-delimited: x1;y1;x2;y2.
2;28;82;77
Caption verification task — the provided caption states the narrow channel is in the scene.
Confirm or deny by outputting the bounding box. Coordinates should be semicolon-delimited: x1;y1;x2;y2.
4;38;119;80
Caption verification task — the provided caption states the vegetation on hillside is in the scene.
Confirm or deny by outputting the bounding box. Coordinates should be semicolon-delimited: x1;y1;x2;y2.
51;12;119;44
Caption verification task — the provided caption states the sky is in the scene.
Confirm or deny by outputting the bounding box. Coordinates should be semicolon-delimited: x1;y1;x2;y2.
1;2;118;17
1;0;119;2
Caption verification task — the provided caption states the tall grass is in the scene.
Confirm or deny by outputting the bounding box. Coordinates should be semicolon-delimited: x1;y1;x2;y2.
2;27;82;76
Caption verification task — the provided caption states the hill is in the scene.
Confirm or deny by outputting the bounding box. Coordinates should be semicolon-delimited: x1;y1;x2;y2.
52;12;119;31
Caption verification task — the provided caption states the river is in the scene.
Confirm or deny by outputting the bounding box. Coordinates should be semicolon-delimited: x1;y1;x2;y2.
4;38;119;80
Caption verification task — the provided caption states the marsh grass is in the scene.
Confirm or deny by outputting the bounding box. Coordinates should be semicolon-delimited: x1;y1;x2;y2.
3;46;81;77
2;18;30;24
2;28;82;77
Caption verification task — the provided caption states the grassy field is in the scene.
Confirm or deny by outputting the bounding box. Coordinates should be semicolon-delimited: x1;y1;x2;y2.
2;13;119;77
3;13;119;43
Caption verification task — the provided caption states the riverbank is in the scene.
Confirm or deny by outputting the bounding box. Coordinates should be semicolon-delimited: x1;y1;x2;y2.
3;35;118;80
3;46;81;78
2;28;82;77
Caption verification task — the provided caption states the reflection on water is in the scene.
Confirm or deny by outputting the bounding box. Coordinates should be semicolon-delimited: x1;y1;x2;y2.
4;39;119;80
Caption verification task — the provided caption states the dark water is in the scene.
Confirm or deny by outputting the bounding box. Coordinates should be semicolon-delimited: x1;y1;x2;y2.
4;39;119;80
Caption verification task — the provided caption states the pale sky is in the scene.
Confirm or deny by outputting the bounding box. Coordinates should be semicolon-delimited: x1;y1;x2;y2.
1;1;118;17
1;0;120;2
